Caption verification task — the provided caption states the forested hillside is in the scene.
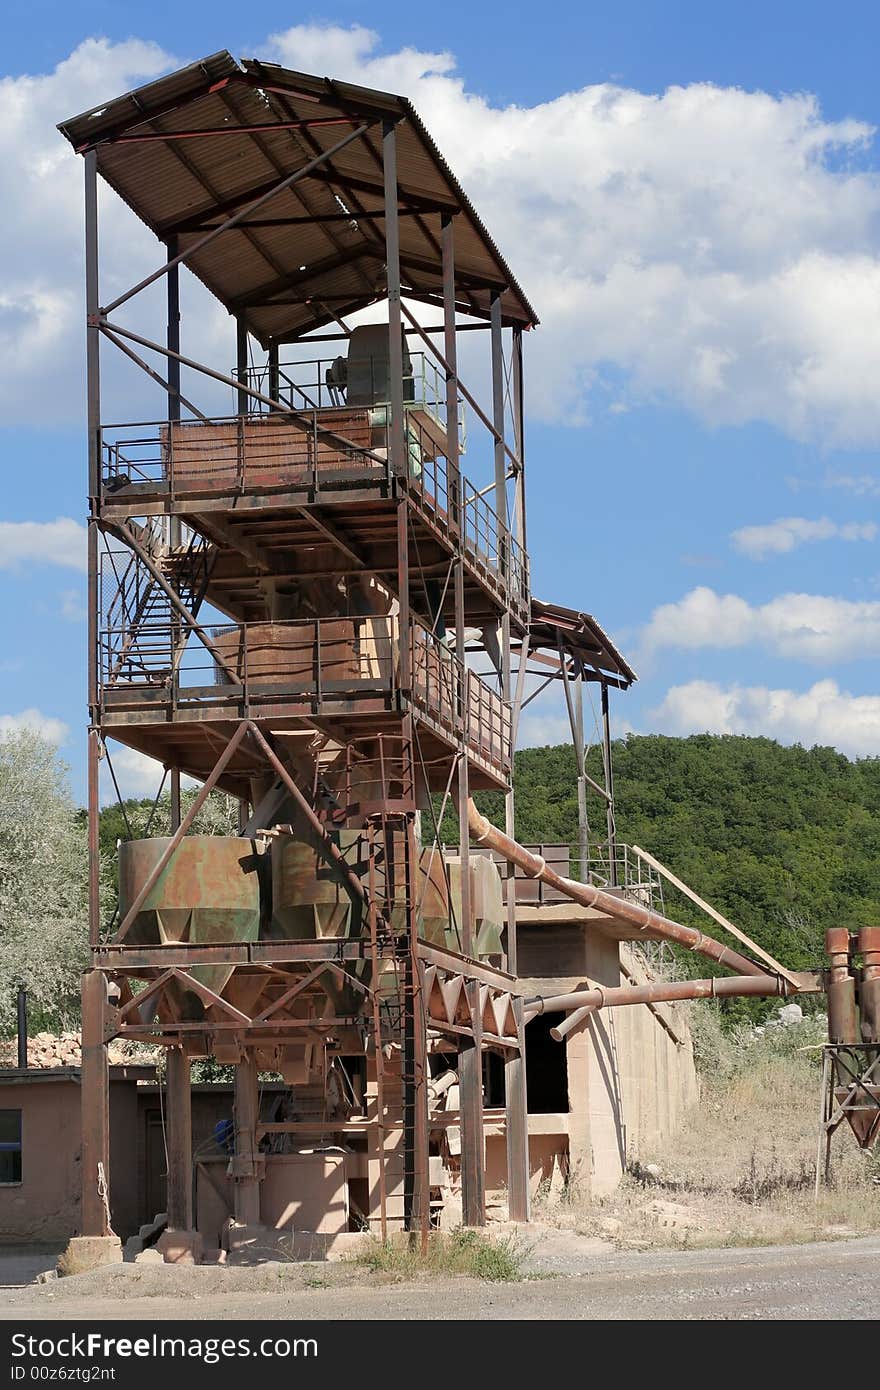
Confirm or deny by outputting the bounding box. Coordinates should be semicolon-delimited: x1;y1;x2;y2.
3;730;878;1032
468;733;880;976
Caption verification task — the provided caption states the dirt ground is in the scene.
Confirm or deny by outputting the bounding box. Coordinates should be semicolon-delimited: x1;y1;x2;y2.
1;1230;878;1320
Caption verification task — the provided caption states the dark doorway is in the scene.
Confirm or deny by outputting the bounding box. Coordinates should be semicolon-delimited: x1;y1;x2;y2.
524;1013;569;1113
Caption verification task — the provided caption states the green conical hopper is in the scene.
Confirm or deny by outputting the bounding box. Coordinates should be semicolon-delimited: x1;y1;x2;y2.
270;832;367;939
118;836;262;1011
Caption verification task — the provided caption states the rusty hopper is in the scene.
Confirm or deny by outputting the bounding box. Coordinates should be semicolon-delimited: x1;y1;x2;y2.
118;836;261;1008
271;832;450;946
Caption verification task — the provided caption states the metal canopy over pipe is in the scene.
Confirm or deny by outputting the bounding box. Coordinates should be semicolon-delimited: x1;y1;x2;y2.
467;799;772;981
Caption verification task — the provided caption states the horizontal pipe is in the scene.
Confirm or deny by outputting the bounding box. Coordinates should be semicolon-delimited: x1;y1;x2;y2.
537;974;786;1042
467;801;768;979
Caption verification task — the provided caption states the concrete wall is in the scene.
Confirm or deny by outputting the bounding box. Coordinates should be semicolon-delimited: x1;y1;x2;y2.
0;1073;150;1244
577;942;699;1195
0;1077;80;1243
518;923;699;1199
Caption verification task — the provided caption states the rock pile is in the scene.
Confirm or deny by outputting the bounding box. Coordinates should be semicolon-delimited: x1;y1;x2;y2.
0;1031;159;1069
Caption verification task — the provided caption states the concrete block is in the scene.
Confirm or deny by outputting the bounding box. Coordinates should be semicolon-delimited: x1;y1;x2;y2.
156;1229;203;1265
223;1223;370;1264
223;1222;293;1264
57;1236;123;1277
291;1232;370;1263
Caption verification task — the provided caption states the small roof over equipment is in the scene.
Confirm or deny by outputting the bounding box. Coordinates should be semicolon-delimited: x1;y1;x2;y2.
523;598;637;690
58;52;539;346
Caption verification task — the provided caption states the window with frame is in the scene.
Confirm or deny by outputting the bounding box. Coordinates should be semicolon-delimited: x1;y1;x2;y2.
0;1110;22;1183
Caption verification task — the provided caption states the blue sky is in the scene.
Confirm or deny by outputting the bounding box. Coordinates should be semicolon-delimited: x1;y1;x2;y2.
4;2;880;801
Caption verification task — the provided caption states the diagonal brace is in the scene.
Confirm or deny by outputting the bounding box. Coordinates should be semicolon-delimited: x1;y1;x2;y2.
112;720;250;944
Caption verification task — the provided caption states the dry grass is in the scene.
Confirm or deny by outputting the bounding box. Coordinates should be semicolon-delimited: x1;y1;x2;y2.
352;1229;527;1281
540;1006;880;1250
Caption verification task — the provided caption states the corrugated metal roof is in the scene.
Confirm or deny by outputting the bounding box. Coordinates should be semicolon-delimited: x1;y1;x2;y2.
529;598;637;688
58;52;538;345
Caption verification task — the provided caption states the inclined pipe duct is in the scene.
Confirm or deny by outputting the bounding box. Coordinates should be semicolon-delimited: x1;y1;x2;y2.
524;974;788;1042
467;800;768;979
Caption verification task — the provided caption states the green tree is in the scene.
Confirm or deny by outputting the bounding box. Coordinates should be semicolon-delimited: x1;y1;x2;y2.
0;730;88;1034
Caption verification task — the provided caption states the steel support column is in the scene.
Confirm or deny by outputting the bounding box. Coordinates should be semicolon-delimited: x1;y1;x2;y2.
505;997;530;1221
512;323;526;553
80;970;112;1236
455;561;473;958
236;318;249;416
383;119;406;479
233;1053;262;1225
163;235;180;808
403;826;430;1243
268;341;279;410
601;683;617;884
84;150;102;952
490;292;508;533
441;213;460;500
165;1046;193;1229
459;979;485;1226
492;293;516;968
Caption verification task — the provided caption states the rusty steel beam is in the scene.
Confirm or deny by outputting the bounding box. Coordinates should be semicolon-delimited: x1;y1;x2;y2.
246;722;366;911
102;118;358;145
468;800;769;979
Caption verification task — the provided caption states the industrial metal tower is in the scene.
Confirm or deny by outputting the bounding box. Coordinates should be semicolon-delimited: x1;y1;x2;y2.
60;53;540;1249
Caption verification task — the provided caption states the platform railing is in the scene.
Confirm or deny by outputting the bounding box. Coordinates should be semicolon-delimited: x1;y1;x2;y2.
492;843;662;911
238;352;467;453
98;612;512;776
100;415;529;613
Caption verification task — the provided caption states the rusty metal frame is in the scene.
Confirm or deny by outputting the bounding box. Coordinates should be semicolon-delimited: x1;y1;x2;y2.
101;122;373;317
78;74;536;1242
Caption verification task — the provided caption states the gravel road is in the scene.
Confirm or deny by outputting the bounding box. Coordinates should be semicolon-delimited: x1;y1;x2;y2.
1;1233;877;1320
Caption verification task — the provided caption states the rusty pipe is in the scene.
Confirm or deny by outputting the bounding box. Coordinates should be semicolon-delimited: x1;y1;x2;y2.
532;974;787;1042
858;925;880;1044
467;800;768;978
825;926;860;1045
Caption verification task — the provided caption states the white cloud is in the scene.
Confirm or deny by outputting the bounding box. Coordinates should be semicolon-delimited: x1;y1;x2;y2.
651;677;880;758
641;584;880;663
516;711;573;749
822;473;880;497
0;38;181;422
0;708;69;743
59;587;86;621
265;25;880;446
101;743;196;803
731;516;877;559
5;29;880;442
0;518;86;572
